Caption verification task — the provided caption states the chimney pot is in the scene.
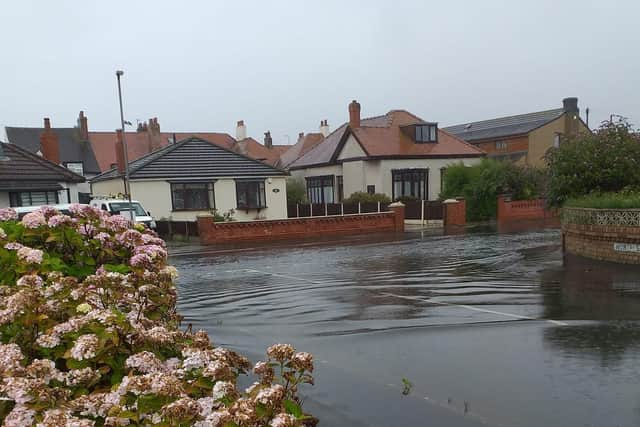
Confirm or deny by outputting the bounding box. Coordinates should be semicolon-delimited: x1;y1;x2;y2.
348;100;361;128
236;120;247;141
44;118;51;130
319;119;330;137
264;131;273;149
78;111;89;141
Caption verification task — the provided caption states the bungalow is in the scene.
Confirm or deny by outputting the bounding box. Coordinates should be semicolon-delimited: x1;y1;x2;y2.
444;97;591;167
287;101;485;202
89;136;288;222
0;141;84;208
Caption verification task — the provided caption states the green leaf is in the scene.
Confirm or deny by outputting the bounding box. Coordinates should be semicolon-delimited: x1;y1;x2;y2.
137;394;168;413
283;399;303;418
103;263;131;274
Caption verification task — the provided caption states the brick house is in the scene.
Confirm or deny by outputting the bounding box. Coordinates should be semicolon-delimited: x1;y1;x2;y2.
444;97;591;167
287;101;485;203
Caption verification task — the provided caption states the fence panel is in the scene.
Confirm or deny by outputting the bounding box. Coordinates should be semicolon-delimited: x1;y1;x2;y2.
287;204;298;218
404;201;422;219
424;201;444;220
326;203;342;216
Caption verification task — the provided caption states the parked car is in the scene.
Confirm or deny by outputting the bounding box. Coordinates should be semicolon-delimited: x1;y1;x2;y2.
89;197;156;229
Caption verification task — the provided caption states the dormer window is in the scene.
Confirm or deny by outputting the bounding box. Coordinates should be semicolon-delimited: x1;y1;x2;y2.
415;124;438;143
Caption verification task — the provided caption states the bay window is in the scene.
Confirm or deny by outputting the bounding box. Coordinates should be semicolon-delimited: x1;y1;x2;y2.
236;180;267;209
392;169;428;200
306;176;334;204
171;182;215;210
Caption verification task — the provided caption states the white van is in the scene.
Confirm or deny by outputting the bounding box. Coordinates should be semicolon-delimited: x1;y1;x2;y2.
89;197;156;229
13;203;79;219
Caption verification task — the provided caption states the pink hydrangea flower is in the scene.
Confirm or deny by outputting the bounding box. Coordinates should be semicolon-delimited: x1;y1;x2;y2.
21;212;46;229
17;246;43;264
130;253;153;268
4;242;24;250
47;214;72;228
0;208;18;221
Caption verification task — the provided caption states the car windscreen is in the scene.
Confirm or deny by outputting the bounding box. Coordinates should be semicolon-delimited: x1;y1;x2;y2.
109;202;147;217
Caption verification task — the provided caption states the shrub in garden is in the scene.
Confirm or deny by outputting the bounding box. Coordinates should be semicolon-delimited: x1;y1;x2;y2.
343;192;391;204
546;119;640;206
286;179;308;204
0;205;316;426
440;159;546;221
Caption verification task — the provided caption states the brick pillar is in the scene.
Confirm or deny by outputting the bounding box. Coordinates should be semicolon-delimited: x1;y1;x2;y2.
444;198;466;226
389;202;405;232
497;194;510;223
197;215;215;245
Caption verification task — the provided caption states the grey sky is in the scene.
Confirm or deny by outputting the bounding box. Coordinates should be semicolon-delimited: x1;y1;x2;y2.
2;0;639;145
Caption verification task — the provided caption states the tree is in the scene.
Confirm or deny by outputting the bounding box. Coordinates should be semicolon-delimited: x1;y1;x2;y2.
545;120;640;206
286;178;308;204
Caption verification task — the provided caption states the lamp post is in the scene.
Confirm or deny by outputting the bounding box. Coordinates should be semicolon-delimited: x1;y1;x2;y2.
115;70;134;221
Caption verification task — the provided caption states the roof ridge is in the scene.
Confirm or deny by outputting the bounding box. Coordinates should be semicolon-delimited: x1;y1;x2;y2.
437;128;485;154
445;108;564;129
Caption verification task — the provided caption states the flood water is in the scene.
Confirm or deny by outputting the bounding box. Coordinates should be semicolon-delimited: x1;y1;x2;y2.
171;228;640;427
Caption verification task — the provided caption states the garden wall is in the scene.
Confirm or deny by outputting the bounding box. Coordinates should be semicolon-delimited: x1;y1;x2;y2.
198;205;405;245
562;207;640;264
497;195;559;226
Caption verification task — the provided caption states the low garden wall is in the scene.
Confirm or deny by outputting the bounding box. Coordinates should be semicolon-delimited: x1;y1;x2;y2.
198;205;405;245
497;195;559;225
562;207;640;264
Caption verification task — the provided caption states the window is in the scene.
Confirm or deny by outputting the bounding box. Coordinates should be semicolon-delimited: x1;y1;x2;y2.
108;202;147;216
367;185;375;194
306;176;334;204
336;176;344;202
415;125;438;143
9;191;58;207
171;182;215;210
392;169;428;200
236;180;266;209
440;167;447;193
65;162;84;176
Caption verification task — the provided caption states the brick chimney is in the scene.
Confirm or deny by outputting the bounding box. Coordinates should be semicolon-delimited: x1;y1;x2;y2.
349;100;361;128
236;120;247;141
319;119;330;137
147;117;162;152
115;129;126;173
77;111;89;141
264;131;273;149
40;118;60;165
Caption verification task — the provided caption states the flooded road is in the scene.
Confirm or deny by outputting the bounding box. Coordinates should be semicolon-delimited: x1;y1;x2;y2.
171;229;640;427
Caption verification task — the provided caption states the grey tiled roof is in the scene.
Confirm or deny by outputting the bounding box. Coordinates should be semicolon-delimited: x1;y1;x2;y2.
91;137;287;183
5;127;101;174
443;108;565;142
0;142;85;191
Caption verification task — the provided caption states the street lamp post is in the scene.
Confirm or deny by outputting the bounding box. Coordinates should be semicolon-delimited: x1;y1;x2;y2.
115;70;134;222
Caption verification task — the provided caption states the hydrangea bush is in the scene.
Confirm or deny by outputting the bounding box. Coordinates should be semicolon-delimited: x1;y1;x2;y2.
0;205;316;427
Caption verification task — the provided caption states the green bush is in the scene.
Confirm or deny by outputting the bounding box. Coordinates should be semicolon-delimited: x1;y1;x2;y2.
286;178;308;204
546;120;640;206
343;191;391;204
565;191;640;209
440;159;546;221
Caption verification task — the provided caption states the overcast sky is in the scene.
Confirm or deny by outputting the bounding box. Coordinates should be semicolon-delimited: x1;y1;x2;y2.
2;0;639;145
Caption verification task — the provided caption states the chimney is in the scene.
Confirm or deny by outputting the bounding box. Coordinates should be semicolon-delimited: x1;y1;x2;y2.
40;118;60;165
264;131;273;149
297;132;304;143
348;100;361;128
562;97;580;136
115;129;126;173
147;117;162;151
563;97;579;115
319;119;330;137
236;120;247;141
77;111;89;141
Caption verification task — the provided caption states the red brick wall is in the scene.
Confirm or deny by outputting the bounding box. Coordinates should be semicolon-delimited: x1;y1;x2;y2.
198;208;405;245
497;195;559;224
444;199;466;226
563;223;640;264
474;135;529;155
